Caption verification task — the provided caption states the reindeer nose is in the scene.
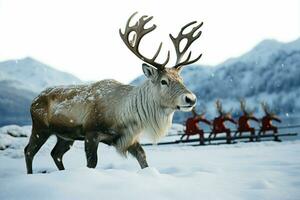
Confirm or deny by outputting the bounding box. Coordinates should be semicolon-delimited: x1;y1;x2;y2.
184;94;197;106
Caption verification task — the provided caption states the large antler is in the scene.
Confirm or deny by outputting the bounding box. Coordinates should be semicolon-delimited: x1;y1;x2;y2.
240;99;248;114
169;21;203;69
261;102;269;115
119;12;170;71
216;99;223;115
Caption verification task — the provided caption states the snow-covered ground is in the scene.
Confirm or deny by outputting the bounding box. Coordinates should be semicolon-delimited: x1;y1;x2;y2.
0;125;300;200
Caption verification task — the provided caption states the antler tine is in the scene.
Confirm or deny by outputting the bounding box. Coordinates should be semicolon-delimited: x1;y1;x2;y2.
179;21;203;54
125;12;138;30
151;42;162;61
119;12;170;71
216;99;223;115
150;43;171;65
174;52;202;68
162;51;170;66
261;102;265;113
261;102;269;114
240;99;247;114
133;15;156;47
169;21;203;69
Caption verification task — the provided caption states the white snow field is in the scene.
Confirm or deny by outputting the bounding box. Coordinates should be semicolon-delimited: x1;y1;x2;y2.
0;125;300;200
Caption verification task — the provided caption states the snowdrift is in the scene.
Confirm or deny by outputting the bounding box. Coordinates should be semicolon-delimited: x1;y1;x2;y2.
0;125;299;200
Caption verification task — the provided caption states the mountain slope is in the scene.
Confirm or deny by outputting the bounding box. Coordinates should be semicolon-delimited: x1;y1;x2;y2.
0;80;35;126
0;57;82;126
0;57;81;93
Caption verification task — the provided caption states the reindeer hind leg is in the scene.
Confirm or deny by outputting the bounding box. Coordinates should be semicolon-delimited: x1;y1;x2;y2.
225;129;231;144
208;132;213;144
233;130;238;138
249;128;255;142
24;128;51;174
180;134;186;141
272;127;281;142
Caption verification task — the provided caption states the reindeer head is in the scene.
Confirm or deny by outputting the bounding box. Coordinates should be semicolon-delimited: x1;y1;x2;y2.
225;109;234;120
120;12;203;112
216;99;234;119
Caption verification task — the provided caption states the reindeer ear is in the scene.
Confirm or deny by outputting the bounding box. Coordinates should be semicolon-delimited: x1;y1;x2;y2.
142;63;158;79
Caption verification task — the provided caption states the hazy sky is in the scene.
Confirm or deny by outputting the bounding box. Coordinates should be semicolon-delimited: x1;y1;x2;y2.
0;0;299;83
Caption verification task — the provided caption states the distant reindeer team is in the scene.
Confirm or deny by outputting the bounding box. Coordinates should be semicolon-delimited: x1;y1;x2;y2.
183;100;282;145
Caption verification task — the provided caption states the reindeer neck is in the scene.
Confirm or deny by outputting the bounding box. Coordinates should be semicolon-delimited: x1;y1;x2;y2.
129;80;173;141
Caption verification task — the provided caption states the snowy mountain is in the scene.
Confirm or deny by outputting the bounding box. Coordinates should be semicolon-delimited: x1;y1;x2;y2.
131;38;300;123
0;57;82;126
0;57;81;93
0;80;36;125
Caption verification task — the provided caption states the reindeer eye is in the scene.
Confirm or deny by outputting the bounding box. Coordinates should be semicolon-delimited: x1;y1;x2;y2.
161;80;168;86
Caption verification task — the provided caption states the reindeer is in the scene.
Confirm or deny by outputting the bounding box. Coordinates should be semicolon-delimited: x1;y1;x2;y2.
181;108;211;145
24;12;203;174
208;100;236;144
257;102;282;141
234;99;259;141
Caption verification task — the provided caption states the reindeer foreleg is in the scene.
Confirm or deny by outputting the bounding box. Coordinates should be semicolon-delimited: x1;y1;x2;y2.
85;131;119;168
128;142;148;169
85;134;99;168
